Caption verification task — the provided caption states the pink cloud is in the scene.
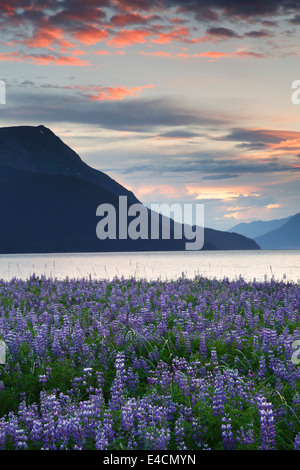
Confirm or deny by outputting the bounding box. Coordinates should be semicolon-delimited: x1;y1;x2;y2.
94;49;126;55
110;12;149;26
72;27;109;45
151;26;190;44
140;50;170;57
61;83;154;100
0;51;91;66
85;84;154;101
177;49;270;61
22;24;66;49
107;29;151;47
0;51;20;62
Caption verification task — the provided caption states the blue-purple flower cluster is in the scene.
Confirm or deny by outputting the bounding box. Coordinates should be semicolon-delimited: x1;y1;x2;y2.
0;274;299;450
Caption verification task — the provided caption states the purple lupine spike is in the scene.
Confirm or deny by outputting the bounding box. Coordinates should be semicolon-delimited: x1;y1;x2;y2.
256;395;276;450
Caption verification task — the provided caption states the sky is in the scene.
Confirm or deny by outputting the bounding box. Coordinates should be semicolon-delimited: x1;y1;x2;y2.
0;0;300;231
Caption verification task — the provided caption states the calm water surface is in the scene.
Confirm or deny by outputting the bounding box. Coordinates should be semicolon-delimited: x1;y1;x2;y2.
0;250;299;283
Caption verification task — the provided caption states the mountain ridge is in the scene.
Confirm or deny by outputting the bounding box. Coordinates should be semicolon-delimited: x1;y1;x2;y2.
227;215;293;239
254;212;300;249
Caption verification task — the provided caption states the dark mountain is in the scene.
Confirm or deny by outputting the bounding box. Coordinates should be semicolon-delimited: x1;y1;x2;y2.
227;215;293;239
254;212;300;249
0;125;260;254
0;124;138;203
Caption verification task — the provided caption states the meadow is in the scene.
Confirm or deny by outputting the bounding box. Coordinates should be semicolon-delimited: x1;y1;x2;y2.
0;274;299;450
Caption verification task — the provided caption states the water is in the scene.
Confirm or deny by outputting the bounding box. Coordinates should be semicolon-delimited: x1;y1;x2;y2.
0;250;299;283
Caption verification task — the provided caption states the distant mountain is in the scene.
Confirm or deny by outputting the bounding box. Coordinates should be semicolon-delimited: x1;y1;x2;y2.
0;125;260;254
227;215;293;239
254;212;300;249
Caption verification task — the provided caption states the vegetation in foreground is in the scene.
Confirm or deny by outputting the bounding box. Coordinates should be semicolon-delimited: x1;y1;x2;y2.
0;274;299;450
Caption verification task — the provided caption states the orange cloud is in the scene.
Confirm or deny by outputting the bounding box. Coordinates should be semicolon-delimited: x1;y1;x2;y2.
94;49;125;55
54;56;91;66
110;12;149;26
22;24;65;49
199;51;229;59
260;130;300;139
177;52;191;58
2;3;16;15
0;51;91;66
70;49;88;56
107;29;151;47
140;50;170;57
59;40;75;51
86;84;154;101
177;49;267;61
151;27;190;44
224;203;282;221
224;212;241;219
0;51;20;62
186;185;259;201
177;51;230;61
72;28;109;45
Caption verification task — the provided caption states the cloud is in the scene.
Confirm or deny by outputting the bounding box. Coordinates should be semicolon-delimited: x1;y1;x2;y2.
223;201;283;222
151;26;191;44
84;84;155;101
243;30;272;38
0;51;91;66
112;0;161;12
140;50;171;57
176;49;270;61
266;203;281;209
206;26;241;39
185;185;259;201
289;14;300;24
196;51;230;60
156;130;200;139
175;0;300;21
0;51;20;63
0;0;293;63
2;88;227;132
22;23;67;49
122;153;300;178
71;27;109;45
21;81;154;101
107;28;152;46
236;142;269;150
202;174;240;180
216;128;300;144
110;12;152;26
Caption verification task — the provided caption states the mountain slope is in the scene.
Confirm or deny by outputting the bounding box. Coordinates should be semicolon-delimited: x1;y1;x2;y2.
0;163;187;253
227;215;293;239
254;212;300;249
0;125;260;254
0;124;138;203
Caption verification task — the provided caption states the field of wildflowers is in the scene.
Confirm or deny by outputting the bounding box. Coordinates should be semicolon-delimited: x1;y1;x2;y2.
0;274;299;450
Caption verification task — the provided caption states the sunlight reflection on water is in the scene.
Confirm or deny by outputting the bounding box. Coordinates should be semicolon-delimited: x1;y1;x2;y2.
0;250;299;283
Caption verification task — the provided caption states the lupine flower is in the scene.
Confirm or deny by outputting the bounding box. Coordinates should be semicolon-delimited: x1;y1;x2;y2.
221;415;234;450
294;433;300;450
257;395;276;450
236;424;255;447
